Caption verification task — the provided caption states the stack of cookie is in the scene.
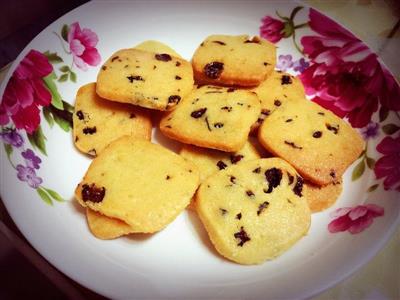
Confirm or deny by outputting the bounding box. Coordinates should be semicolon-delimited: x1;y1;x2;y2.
73;35;364;265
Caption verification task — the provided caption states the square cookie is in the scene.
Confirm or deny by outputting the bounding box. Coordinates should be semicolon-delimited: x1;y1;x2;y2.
160;85;261;152
97;48;194;111
73;82;151;156
192;34;276;87
75;138;200;233
258;99;364;185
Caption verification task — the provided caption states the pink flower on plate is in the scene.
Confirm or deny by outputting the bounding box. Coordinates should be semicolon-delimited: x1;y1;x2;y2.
260;16;285;43
68;22;101;71
299;8;400;128
374;135;400;191
328;204;384;234
0;50;52;133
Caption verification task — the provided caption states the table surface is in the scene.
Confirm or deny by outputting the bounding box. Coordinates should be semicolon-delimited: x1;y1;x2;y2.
0;1;399;299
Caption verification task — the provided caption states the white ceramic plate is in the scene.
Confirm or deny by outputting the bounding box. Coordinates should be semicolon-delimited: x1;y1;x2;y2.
1;1;399;299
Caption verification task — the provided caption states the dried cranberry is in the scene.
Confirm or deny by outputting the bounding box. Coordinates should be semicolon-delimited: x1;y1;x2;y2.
83;127;97;135
313;131;322;138
216;160;227;170
81;183;106;203
293;176;304;197
76;110;84;120
168;95;181;105
234;227;251;246
204;62;224;79
230;154;244;164
155;53;172;62
246;190;254;197
264;168;282;193
281;75;292;85
127;75;144;83
191;108;207;118
257;201;269;215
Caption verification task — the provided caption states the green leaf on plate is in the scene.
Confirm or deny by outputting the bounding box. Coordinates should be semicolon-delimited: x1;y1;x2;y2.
289;6;303;21
43;51;63;64
44;188;65;202
42;72;63;110
43;106;54;128
61;24;69;42
58;73;68;82
358;149;365;159
379;106;389;122
37;187;53;205
47;104;73;131
62;100;75;113
366;157;376;169
70;71;77;83
4;143;13;160
53;113;71;132
352;159;365;181
27;126;47;156
59;65;70;73
382;123;400;135
367;184;379;193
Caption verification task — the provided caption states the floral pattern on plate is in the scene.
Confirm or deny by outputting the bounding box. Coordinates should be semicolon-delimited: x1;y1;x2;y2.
260;6;400;233
0;22;100;205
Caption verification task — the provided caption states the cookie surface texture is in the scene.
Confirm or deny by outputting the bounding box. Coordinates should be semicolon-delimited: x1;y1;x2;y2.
258;99;364;185
195;158;311;265
75;138;200;233
73;83;151;156
133;40;182;58
251;71;305;131
192;34;275;86
86;208;135;239
96;48;193;111
160;85;261;152
304;180;343;213
180;141;261;182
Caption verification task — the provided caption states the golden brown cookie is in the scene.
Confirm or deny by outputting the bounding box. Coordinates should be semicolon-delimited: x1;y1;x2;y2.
97;48;194;111
192;34;276;87
196;158;311;265
73;82;151;156
75;138;200;233
160;85;261;152
304;180;343;213
258;99;364;185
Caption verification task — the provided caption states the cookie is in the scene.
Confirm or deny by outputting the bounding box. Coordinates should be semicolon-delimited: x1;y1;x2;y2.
96;48;194;111
195;158;311;265
75;138;200;233
180;141;261;182
73;83;151;156
134;40;182;58
86;208;135;239
192;34;276;87
258;99;365;185
251;71;305;131
160;85;261;152
304;180;343;213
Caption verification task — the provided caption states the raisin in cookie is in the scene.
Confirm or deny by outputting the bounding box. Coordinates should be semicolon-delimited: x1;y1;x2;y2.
73;83;151;156
258;99;364;185
192;35;275;87
75;138;199;233
251;71;305;132
86;208;136;239
160;85;261;152
134;40;182;58
304;179;343;213
180;141;260;182
195;158;311;265
97;48;194;111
